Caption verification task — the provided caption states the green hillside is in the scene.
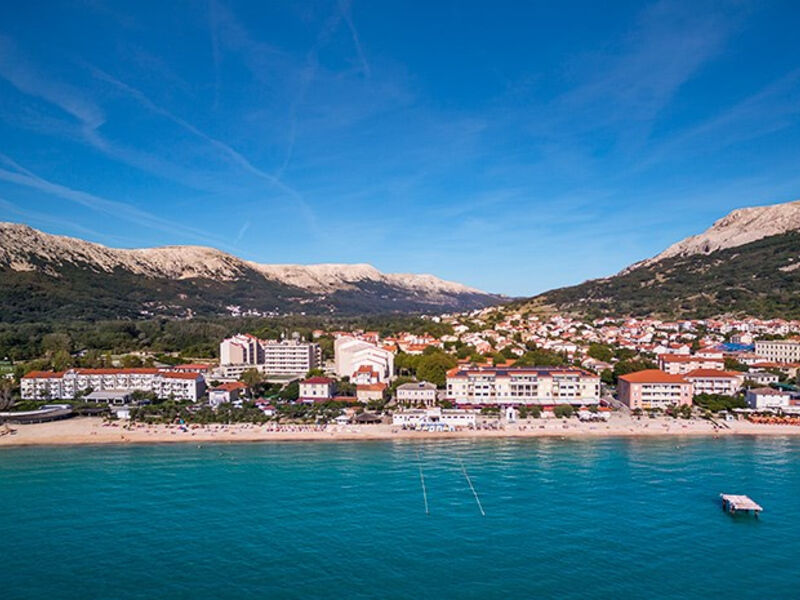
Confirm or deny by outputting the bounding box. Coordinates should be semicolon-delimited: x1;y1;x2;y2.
525;231;800;319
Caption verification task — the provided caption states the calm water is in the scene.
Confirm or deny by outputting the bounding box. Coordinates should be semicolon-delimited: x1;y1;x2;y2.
2;437;799;599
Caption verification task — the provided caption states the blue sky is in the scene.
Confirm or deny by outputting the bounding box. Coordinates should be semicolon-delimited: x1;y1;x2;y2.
0;1;799;296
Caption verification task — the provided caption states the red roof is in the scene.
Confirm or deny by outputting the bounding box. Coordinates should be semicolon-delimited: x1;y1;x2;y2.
212;382;247;392
301;376;333;384
619;370;689;384
161;372;203;380
685;369;742;379
74;368;160;375
22;370;65;379
357;383;387;392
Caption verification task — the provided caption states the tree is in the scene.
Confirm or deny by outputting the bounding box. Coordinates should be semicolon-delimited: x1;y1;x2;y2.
42;333;71;355
278;381;299;402
305;368;325;378
514;347;568;367
51;349;72;372
239;368;264;396
416;351;457;388
0;379;14;410
724;357;750;372
587;344;614;363
553;404;574;418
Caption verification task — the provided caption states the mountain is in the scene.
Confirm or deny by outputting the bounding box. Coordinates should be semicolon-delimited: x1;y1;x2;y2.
0;223;502;321
523;199;800;319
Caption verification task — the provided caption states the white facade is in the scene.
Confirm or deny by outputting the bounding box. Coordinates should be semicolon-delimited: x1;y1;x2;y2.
447;366;600;406
299;378;334;401
754;339;800;363
392;407;476;429
396;381;437;407
21;369;205;402
220;334;320;377
685;370;743;396
745;388;792;410
334;337;394;382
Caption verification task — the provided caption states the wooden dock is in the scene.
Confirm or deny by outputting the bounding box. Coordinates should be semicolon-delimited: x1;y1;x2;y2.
721;494;763;516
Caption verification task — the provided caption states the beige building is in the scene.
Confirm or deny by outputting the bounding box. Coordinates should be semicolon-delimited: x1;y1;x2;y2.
658;354;724;374
684;369;744;397
396;381;437;407
617;370;692;409
754;339;800;364
220;334;320;377
446;366;600;406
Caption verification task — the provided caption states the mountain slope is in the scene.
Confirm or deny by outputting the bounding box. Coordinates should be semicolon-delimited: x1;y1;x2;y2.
525;200;800;319
626;199;800;272
0;223;502;321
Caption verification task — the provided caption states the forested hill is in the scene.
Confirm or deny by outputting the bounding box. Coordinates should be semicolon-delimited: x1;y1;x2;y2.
525;231;800;319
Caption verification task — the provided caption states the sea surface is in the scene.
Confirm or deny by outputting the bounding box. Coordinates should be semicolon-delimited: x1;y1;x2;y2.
2;437;799;599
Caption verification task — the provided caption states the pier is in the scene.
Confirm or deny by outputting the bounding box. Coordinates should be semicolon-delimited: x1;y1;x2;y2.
720;494;763;516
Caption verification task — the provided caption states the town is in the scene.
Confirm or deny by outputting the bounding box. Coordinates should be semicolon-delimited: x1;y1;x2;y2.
5;307;800;437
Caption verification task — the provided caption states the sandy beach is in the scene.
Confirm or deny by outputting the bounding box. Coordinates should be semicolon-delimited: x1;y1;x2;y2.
2;415;800;446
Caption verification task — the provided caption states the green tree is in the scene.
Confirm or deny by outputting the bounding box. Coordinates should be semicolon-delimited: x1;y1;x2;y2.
587;343;614;362
51;349;72;372
240;368;264;397
416;351;457;388
553;404;574;418
278;381;299;402
724;357;750;372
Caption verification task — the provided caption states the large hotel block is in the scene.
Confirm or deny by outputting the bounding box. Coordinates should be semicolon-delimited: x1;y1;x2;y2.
219;334;321;378
445;365;600;406
21;368;205;402
754;339;800;364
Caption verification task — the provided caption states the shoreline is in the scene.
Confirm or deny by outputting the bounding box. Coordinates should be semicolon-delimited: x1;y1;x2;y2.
3;416;800;447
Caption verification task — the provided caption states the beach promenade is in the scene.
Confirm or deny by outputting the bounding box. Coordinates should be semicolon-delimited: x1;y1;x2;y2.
2;415;800;446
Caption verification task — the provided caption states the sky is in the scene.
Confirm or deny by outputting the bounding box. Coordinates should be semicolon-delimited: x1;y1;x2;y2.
0;0;799;297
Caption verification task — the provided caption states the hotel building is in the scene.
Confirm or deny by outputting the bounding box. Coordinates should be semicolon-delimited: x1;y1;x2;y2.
445;366;600;407
21;368;205;402
754;339;800;364
334;336;394;382
219;334;321;378
684;369;744;397
617;370;692;409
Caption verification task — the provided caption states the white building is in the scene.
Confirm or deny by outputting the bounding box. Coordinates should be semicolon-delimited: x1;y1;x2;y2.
208;382;248;407
392;407;476;429
334;337;394;382
220;334;320;378
754;339;800;363
21;369;205;402
396;381;437;407
299;377;335;402
684;369;744;397
745;387;792;410
446;366;600;406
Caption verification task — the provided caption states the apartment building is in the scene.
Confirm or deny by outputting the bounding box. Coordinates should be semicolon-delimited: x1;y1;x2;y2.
334;336;394;382
684;369;744;397
21;369;205;402
219;334;321;378
658;354;724;374
396;381;437;407
446;366;600;407
754;339;800;364
299;377;335;402
617;370;692;409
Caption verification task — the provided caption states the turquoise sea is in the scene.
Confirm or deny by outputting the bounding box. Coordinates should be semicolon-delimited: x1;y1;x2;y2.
2;437;800;599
